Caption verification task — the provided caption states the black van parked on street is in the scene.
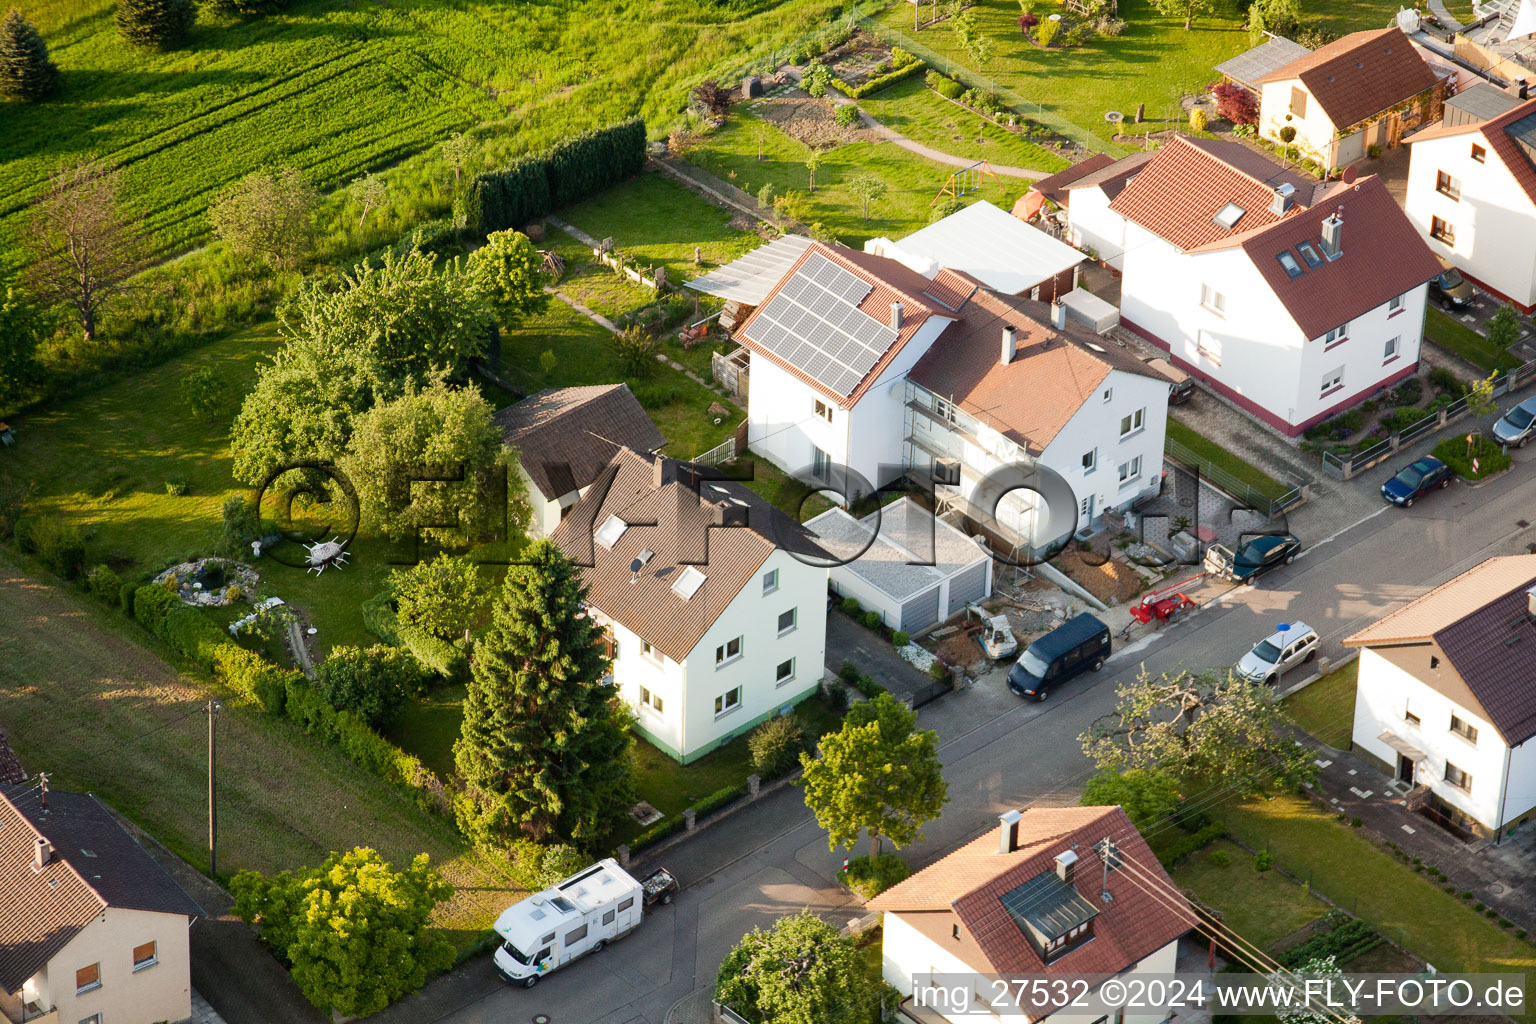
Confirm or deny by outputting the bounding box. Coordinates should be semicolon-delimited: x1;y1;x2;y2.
1007;613;1111;701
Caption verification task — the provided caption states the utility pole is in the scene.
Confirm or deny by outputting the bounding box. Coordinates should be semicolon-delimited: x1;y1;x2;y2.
207;700;221;876
38;771;48;810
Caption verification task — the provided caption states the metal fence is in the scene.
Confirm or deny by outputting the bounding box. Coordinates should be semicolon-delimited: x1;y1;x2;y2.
691;436;736;466
1318;356;1536;480
1165;438;1306;520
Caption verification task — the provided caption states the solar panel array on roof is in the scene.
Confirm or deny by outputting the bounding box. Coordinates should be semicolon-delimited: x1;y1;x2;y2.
751;251;897;397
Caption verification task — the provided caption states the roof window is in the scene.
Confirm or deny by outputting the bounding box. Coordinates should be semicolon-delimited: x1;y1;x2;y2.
1277;251;1305;279
595;515;628;549
1297;240;1324;268
672;566;707;600
1213;202;1246;229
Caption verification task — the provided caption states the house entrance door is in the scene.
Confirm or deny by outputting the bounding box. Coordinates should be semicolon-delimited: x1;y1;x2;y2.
1396;754;1415;784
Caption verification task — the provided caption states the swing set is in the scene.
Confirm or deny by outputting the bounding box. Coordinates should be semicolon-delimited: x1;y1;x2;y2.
931;160;997;205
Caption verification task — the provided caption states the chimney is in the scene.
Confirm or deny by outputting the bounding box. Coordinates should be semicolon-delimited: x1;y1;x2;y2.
1051;302;1066;330
713;500;747;528
998;809;1022;854
1054;849;1079;885
33;836;51;871
1320;208;1344;260
1001;325;1018;365
653;456;670;489
891;302;903;331
1521;79;1530;100
1269;182;1296;216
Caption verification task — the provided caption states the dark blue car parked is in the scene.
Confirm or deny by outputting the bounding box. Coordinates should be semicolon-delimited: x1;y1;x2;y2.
1381;456;1453;507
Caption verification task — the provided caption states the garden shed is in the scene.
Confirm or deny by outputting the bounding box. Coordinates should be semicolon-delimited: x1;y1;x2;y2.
806;497;993;634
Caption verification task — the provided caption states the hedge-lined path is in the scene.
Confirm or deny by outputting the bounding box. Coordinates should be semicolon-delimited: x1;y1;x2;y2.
782;65;1052;179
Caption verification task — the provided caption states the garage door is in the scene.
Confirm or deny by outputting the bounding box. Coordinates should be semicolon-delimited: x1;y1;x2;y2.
900;585;941;633
946;560;988;617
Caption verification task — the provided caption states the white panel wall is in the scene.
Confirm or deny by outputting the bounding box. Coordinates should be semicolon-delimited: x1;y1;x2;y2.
1068;187;1130;269
1406;131;1536;308
1259;79;1340;166
1294;283;1427;422
1352;647;1509;830
1039;367;1169;523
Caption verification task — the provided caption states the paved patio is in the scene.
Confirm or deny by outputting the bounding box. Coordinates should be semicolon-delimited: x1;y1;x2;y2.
825;607;940;703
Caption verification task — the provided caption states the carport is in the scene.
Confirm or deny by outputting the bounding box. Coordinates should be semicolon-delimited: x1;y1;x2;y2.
806;498;993;633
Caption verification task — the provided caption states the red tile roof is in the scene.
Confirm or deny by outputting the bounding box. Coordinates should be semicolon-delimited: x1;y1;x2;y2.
735;242;955;407
1255;28;1440;131
1221;175;1443;339
872;806;1191;1020
1029;153;1117;207
1411;96;1536;208
908;291;1167;455
1108;136;1320;251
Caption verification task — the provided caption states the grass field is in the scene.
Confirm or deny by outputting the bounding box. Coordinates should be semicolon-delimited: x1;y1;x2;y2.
1166;417;1290;500
1;0;848;266
1284;658;1356;750
1425;308;1525;373
870;0;1412;147
855;77;1070;172
1224;793;1536;975
0;552;518;947
1171;838;1329;949
689;108;1021;244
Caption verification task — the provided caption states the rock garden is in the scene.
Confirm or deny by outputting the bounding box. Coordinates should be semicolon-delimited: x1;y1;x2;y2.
151;557;260;607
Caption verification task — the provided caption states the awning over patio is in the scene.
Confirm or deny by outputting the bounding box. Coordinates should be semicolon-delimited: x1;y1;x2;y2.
1378;730;1426;761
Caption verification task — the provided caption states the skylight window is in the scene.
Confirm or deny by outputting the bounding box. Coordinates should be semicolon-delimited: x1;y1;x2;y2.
1276;251;1304;280
672;566;707;600
595;515;628;549
1213;202;1246;229
1297;241;1323;268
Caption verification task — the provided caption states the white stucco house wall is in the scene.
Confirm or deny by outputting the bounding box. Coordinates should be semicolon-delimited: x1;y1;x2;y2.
494;384;667;538
552;449;828;763
1060;151;1153;269
869;805;1190;1024
1254;27;1443;170
1345;554;1536;839
0;789;203;1024
1406;88;1536;312
1072;135;1443;436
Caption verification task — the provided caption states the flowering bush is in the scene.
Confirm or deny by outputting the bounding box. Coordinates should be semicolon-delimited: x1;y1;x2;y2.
1018;13;1038;30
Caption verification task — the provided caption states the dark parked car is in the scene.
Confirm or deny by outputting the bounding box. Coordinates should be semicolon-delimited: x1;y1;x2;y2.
1007;613;1110;701
1381;456;1453;507
1428;260;1474;309
1203;532;1301;584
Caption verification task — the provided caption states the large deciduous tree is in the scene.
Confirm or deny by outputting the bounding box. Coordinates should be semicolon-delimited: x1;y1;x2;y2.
715;911;877;1024
799;690;948;856
1080;669;1315;793
26;158;145;341
454;539;634;846
467;229;549;328
1079;766;1182;833
230;848;455;1018
313;644;429;727
389;552;487;643
341;379;523;543
0;7;59;101
115;0;195;48
209;166;321;270
0;277;49;413
1148;0;1213;29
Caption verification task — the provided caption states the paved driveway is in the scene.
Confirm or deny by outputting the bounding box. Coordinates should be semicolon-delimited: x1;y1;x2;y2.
824;607;938;702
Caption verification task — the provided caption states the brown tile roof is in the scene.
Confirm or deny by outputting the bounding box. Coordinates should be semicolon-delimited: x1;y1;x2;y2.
1030;153;1117;207
735;242;955;407
0;788;203;991
872;806;1191;1019
1254;28;1440;131
1346;555;1536;743
1062;150;1156;201
907;291;1167;455
1219;174;1443;340
1108;136;1319;252
550;449;830;662
493;384;667;500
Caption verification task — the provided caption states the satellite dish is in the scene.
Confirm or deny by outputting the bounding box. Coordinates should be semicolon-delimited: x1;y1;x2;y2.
1342;165;1358;184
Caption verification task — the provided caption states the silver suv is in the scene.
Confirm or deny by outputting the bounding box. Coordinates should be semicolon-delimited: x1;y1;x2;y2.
1235;622;1319;685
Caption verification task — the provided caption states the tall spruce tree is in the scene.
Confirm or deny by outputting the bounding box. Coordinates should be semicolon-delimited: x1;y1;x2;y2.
0;8;59;101
454;539;634;847
116;0;194;49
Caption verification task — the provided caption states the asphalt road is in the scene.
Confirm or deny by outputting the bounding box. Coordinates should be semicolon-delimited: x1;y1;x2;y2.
381;445;1536;1024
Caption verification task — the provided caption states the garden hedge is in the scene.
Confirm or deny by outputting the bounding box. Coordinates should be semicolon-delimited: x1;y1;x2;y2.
361;590;402;645
1155;821;1226;867
459;118;646;236
397;623;469;684
831;58;926;100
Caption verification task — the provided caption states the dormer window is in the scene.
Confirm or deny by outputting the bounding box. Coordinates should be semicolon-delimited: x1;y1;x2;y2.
999;870;1100;964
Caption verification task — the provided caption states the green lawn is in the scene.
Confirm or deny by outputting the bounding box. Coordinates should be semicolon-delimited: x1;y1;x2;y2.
855;77;1070;173
689;108;1022;245
1284;658;1356;750
1171;838;1329;949
386;683;468;780
1166;417;1289;501
2;0;847;266
1223;793;1536;975
0;551;517;948
1425;308;1525;373
870;0;1414;149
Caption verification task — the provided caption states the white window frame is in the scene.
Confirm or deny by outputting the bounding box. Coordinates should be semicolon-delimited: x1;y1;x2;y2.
776;658;796;685
1118;408;1144;439
1082;448;1096;473
132;939;158;972
813;398;833;423
762;568;779;595
639;686;664;715
1321;322;1348;346
1117;456;1142;487
1102;387;1113;403
933;398;958;423
1320;368;1344;396
777;607;797;635
1388;292;1405;313
1200;283;1226;315
1383;336;1400;361
79;1016;103;1024
715;636;743;667
641;639;662;664
76;963;101;995
812;446;831;481
715;686;743;717
1197;330;1222;366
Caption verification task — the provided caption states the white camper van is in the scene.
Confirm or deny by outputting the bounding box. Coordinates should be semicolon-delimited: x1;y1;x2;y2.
492;858;646;987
